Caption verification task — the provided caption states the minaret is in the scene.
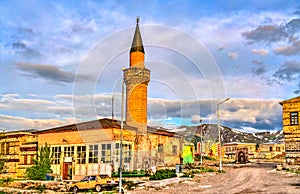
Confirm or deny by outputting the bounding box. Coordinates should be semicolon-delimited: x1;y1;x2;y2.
124;17;151;170
124;17;150;134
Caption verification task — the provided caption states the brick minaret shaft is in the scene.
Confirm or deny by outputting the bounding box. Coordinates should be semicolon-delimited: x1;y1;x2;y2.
124;18;150;134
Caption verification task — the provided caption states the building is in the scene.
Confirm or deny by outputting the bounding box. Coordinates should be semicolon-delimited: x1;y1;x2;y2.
259;142;285;159
280;96;300;165
36;119;184;180
223;142;257;160
0;131;37;178
223;141;285;162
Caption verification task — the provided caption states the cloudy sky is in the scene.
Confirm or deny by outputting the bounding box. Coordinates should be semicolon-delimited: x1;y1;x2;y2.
1;0;300;132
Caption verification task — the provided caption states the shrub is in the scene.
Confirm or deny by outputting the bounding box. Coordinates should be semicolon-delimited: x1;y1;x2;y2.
112;169;149;177
198;166;216;172
0;177;14;186
149;169;176;180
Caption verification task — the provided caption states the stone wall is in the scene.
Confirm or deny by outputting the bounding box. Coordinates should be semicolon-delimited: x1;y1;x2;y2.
281;96;300;165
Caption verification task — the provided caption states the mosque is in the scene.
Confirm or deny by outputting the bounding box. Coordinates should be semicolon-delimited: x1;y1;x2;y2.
0;18;193;180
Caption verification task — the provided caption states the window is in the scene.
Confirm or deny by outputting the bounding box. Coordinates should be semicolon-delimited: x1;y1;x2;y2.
115;143;132;163
101;144;111;163
290;112;298;125
0;143;10;155
8;142;16;155
30;155;34;164
77;146;86;164
276;147;281;152
158;144;163;153
52;147;61;164
269;146;273;152
172;145;177;155
64;146;74;157
24;155;28;165
82;176;89;182
90;175;97;181
89;144;99;163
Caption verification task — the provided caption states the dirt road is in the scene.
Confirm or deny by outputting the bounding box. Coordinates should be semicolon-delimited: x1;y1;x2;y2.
129;163;300;194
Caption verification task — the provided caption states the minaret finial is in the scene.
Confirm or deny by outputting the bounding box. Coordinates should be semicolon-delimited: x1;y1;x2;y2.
136;16;140;24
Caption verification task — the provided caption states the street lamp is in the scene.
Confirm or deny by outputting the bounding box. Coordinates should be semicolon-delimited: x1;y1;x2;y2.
217;98;230;172
119;72;125;194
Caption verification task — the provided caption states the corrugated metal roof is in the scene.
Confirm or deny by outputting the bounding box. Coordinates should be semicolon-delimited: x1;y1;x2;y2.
35;118;136;134
35;118;181;137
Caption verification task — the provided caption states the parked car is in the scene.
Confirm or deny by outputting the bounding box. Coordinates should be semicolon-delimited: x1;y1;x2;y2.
70;174;120;193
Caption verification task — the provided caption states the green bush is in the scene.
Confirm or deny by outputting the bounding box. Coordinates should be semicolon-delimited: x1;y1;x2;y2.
180;167;217;178
0;177;14;186
149;169;176;180
198;166;216;172
112;169;149;177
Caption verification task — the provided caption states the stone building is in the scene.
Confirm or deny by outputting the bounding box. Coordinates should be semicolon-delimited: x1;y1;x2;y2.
280;96;300;165
223;142;257;160
0;131;37;178
36;119;183;180
259;142;285;159
223;141;285;161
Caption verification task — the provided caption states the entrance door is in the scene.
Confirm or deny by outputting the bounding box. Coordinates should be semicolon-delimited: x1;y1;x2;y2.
63;162;72;180
237;151;246;164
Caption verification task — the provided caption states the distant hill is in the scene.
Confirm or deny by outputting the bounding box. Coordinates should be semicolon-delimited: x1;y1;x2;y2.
167;124;283;145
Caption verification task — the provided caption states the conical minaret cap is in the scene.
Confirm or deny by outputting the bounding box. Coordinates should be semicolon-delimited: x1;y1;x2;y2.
130;17;144;53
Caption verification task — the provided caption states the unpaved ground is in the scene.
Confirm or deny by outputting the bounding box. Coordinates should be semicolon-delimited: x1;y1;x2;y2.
129;163;300;194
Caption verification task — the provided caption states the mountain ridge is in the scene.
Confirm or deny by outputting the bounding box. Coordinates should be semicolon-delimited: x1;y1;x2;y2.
167;124;284;144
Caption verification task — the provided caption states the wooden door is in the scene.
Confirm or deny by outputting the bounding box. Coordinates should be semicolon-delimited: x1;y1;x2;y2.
63;162;72;180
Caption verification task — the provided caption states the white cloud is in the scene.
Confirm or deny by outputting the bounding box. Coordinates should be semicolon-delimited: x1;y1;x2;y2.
0;114;77;131
0;92;283;131
0;94;55;111
228;52;239;60
251;49;269;56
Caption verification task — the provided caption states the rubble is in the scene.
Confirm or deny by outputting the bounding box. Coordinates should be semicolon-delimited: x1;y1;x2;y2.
0;181;70;193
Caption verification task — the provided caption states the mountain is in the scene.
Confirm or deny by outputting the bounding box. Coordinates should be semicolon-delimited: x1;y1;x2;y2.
168;124;284;145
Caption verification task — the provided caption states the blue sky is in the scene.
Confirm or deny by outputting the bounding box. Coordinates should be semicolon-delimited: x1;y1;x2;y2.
1;0;300;132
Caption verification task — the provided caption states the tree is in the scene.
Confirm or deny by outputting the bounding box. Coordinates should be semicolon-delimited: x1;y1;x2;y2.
25;143;53;180
0;156;7;173
0;131;8;173
256;143;260;152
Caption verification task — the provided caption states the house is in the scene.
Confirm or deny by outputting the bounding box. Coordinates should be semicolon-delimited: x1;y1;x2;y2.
280;96;300;165
223;142;257;160
223;141;285;162
35;118;184;180
0;131;37;178
259;142;285;159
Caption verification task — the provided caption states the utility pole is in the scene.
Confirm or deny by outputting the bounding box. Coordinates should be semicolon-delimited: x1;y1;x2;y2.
217;98;230;172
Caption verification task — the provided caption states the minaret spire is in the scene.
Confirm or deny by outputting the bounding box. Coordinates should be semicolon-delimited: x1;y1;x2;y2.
130;17;144;54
